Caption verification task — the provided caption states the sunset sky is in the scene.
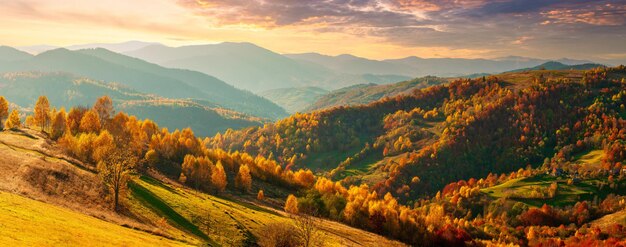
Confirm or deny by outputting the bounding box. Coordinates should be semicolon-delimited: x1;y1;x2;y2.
1;0;625;62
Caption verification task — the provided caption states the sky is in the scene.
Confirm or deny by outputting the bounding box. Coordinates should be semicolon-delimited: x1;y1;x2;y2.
1;0;625;63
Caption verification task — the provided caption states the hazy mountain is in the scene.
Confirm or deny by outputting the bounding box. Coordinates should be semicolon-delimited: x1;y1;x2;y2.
0;46;33;61
77;48;287;119
284;53;418;76
66;41;158;53
125;42;412;92
16;45;60;55
125;42;335;92
287;52;600;78
259;87;329;113
16;41;156;55
505;61;605;73
0;72;261;136
0;47;287;119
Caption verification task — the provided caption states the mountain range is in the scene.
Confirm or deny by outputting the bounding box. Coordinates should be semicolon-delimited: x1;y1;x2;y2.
0;46;287;120
14;41;603;93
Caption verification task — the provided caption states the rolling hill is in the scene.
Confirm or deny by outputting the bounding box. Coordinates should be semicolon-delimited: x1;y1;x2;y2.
306;76;450;112
0;128;406;246
0;72;261;136
0;47;287;120
259;87;329;113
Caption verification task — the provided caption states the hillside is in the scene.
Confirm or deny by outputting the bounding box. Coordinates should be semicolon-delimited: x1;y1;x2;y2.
0;191;188;246
0;47;287;120
259;87;329;113
204;66;626;245
0;129;405;246
305;76;449;112
208;67;626;198
0;72;262;136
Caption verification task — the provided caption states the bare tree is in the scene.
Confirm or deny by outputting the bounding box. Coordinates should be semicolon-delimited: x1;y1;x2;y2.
258;222;299;247
292;211;321;247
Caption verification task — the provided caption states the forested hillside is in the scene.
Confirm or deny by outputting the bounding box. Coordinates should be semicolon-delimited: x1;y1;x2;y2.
0;95;405;246
200;66;626;245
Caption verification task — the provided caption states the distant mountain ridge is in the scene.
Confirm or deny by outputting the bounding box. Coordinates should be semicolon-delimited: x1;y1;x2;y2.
286;53;595;78
504;61;605;73
125;42;410;92
0;47;287;120
17;41;157;55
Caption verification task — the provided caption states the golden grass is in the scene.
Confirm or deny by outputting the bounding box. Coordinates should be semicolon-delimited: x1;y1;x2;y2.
129;176;406;246
0;191;189;246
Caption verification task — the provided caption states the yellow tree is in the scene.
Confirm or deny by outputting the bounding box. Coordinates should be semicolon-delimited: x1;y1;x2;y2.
235;164;252;192
0;96;8;129
211;161;227;193
92;131;115;163
97;147;136;211
4;109;21;130
257;189;265;201
34;96;51;132
50;109;67;140
79;110;101;133
67;107;88;134
285;194;299;214
93;96;114;127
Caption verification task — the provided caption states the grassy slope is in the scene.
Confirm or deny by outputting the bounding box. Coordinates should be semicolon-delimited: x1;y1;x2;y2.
128;175;406;246
0;191;188;246
0;130;405;246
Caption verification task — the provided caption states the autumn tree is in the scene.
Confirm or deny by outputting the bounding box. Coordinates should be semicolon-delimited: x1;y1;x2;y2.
235;164;252;192
4;109;21;130
67;106;88;134
0;96;8;130
285;194;299;214
34;96;51;132
211;161;227;193
50;109;67;140
80;110;101;133
97;147;137;211
93;96;114;127
92;131;115;163
257;190;265;201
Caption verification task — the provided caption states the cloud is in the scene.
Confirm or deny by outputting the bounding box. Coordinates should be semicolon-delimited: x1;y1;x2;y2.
1;0;624;61
177;0;626;50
